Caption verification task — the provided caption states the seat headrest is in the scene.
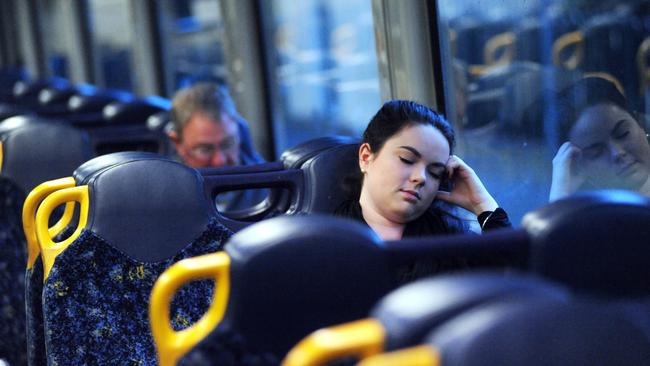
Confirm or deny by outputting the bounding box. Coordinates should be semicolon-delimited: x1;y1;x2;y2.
86;159;214;262
371;272;569;351
522;190;650;297
68;93;118;114
281;136;359;169
38;86;75;106
300;143;360;214
146;111;171;132
103;100;165;125
223;214;395;356
427;300;650;365
73;151;168;184
0;104;26;123
0;115;34;135
1;120;93;193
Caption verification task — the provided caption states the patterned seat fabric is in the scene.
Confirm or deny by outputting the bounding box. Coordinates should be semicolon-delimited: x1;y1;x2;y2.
43;218;231;365
177;215;394;365
26;152;173;366
37;157;232;365
0;117;92;365
0;178;27;366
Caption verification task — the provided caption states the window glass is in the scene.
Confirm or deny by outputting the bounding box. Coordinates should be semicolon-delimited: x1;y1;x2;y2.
263;0;381;154
160;0;228;92
88;0;135;91
438;0;650;224
40;1;70;78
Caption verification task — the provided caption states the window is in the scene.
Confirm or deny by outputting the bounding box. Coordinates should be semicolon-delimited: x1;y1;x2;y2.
41;1;71;78
437;0;650;223
159;0;228;94
88;0;135;91
262;0;381;154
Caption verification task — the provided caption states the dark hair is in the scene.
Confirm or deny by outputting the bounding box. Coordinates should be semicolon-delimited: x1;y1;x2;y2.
343;100;455;200
363;100;455;155
555;76;633;143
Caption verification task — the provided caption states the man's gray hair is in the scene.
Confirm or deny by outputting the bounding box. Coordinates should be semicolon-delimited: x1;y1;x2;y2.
170;82;239;137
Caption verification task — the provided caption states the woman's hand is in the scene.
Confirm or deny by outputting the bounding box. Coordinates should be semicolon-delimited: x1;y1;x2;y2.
549;141;585;202
436;155;498;215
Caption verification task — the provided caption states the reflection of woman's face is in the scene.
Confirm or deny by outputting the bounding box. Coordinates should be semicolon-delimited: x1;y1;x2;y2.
570;103;650;190
360;123;450;224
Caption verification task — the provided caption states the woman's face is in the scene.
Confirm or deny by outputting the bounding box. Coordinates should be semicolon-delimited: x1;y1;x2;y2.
570;103;650;190
360;123;450;223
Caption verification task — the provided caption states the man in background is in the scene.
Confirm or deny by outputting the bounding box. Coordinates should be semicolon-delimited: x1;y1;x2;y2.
169;82;263;168
169;83;266;212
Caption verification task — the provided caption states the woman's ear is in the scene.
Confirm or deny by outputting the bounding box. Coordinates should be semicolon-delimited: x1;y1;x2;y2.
359;143;373;173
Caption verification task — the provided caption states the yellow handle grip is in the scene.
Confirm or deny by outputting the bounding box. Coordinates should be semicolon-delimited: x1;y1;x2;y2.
35;185;89;280
282;318;385;366
48;201;76;239
22;177;76;269
552;30;584;70
484;31;515;66
356;345;440;366
150;252;231;366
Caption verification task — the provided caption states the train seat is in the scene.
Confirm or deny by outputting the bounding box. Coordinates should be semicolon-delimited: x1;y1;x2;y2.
34;158;232;365
150;214;530;366
282;272;569;366
522;190;650;298
0;119;92;366
22;151;169;366
150;214;393;366
280;136;359;169
423;300;650;366
299;142;359;214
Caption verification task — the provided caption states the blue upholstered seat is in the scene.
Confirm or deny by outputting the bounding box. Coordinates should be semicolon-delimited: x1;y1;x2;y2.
34;158;232;365
152;216;526;366
426;300;650;365
523;190;650;298
24;152;168;366
282;272;570;366
0;118;92;366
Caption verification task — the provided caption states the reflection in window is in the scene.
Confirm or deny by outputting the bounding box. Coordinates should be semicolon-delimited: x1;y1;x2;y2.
88;0;135;91
160;0;228;92
438;0;650;224
263;0;381;154
41;1;70;78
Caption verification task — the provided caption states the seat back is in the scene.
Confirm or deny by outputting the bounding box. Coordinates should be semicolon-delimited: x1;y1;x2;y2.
22;152;171;366
0;118;92;366
283;272;569;366
427;300;650;366
35;158;232;365
151;215;394;365
281;136;359;169
523;190;650;298
299;143;360;214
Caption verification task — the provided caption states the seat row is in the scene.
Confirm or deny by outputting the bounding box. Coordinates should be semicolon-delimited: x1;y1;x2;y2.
0;110;359;365
11;150;650;365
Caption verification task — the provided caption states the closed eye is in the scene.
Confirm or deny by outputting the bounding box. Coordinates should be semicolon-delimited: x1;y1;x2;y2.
583;145;604;159
427;170;442;179
399;157;414;165
614;131;629;139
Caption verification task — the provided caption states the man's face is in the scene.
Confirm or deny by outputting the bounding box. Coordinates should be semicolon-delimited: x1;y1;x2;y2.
172;111;241;168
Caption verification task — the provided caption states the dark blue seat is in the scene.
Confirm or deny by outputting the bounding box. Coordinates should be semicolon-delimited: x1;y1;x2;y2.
0;118;92;366
523;190;650;298
424;300;650;366
282;273;569;365
34;158;232;365
22;151;168;366
151;215;527;365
